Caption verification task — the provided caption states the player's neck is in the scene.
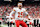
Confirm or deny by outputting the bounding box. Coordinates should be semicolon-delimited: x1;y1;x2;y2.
19;8;21;9
18;7;22;10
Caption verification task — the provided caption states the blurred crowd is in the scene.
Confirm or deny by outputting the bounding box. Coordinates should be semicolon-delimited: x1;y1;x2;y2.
24;5;40;18
0;5;13;17
0;5;40;18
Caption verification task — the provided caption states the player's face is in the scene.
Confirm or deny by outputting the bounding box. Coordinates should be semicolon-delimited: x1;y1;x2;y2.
18;5;22;9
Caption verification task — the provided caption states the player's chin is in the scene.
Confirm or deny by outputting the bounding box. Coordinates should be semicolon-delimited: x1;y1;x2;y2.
19;7;21;8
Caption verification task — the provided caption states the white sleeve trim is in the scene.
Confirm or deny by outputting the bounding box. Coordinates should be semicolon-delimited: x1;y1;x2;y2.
9;11;15;18
25;12;28;15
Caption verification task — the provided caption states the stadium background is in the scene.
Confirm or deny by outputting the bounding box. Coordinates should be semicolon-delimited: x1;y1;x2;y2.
0;0;40;27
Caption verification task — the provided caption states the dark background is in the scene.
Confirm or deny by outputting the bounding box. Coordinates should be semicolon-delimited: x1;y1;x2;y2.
0;0;40;6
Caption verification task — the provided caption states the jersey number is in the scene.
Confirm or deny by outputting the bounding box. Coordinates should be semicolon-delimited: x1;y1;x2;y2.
18;12;23;18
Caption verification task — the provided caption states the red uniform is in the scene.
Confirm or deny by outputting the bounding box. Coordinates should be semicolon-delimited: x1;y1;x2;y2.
9;7;28;27
15;20;28;27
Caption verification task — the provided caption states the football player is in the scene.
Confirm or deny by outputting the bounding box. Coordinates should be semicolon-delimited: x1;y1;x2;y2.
9;2;31;27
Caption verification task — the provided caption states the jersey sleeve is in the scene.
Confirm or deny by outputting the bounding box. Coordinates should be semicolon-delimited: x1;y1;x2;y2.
9;7;16;18
25;11;28;15
23;8;26;11
13;7;16;11
24;8;28;14
24;8;31;19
